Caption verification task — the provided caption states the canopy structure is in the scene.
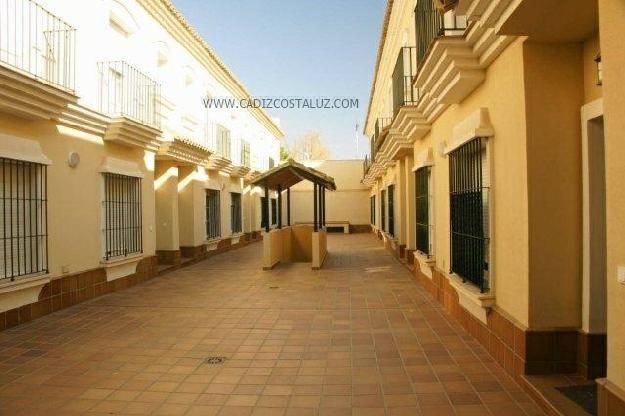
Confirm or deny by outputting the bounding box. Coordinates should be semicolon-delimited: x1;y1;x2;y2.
250;159;336;233
250;159;337;270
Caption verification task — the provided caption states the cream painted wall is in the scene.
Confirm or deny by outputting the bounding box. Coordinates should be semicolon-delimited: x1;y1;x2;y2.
287;160;370;226
0;115;156;278
155;161;179;251
599;0;625;391
523;42;584;329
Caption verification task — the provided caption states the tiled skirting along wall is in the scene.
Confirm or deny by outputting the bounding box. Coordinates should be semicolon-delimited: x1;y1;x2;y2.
379;236;606;383
179;231;262;266
0;231;263;332
349;224;375;233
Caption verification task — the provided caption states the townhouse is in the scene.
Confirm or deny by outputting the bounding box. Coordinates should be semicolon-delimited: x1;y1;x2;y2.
0;0;282;325
363;0;624;412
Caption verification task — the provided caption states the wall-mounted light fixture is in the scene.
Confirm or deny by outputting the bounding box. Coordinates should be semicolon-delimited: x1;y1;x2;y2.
595;54;603;86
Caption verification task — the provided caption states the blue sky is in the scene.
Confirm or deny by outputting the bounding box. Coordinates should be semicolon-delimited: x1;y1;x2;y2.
172;0;386;160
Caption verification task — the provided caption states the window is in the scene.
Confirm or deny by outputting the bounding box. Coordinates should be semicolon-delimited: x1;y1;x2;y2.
102;173;142;260
370;196;376;225
230;192;242;234
449;137;490;292
241;141;251;168
216;125;231;159
271;198;277;225
415;167;431;256
0;158;48;280
387;185;395;237
206;189;220;239
381;190;386;232
268;157;275;169
260;197;267;228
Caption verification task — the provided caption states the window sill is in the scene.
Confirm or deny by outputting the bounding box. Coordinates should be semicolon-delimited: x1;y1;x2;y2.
230;233;244;245
205;237;221;251
0;273;50;313
0;272;50;294
100;254;142;282
447;273;495;324
414;252;436;279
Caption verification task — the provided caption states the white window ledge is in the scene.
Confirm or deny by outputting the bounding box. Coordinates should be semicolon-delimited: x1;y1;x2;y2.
230;233;244;245
447;273;495;324
414;252;436;279
100;254;142;282
0;273;50;313
205;237;221;251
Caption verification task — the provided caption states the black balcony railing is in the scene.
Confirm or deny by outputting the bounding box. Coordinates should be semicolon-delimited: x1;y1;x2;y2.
0;0;76;91
97;61;161;128
373;117;392;152
216;125;231;159
392;47;418;116
415;0;467;67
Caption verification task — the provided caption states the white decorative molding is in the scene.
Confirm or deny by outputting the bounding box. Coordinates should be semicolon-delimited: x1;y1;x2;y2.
157;137;211;166
447;273;495;324
445;107;494;154
99;157;145;178
0;134;52;165
412;147;434;171
0;274;50;313
103;117;161;152
100;254;142;282
415;252;436;279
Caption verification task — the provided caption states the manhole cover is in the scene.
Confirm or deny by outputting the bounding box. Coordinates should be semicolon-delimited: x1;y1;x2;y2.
205;356;226;365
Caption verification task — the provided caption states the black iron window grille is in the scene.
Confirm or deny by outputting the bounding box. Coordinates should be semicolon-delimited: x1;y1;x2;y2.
370;195;376;225
0;158;48;281
388;185;395;237
0;0;76;91
97;61;161;128
449;137;490;292
415;167;431;256
102;173;142;260
206;189;220;239
381;189;386;232
216;125;231;159
241;141;251;168
260;196;268;229
271;198;277;225
392;46;418;117
415;0;467;68
230;192;242;234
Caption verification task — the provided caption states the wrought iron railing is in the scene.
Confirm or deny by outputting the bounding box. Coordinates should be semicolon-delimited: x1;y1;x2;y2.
205;189;220;239
373;117;392;152
230;192;242;234
0;0;76;91
415;0;467;68
97;61;161;128
216;125;231;159
392;47;418;116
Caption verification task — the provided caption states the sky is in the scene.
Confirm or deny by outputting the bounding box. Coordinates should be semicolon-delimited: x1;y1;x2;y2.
172;0;386;160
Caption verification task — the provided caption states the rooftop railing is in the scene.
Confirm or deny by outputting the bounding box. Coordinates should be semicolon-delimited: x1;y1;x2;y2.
0;0;76;91
97;61;161;128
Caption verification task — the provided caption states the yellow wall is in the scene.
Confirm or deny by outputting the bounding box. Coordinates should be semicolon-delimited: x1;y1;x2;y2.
583;33;603;104
523;42;584;328
599;0;625;391
0;115;156;278
155;161;179;251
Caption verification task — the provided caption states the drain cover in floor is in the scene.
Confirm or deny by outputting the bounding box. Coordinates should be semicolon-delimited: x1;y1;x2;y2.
555;384;597;415
205;356;226;365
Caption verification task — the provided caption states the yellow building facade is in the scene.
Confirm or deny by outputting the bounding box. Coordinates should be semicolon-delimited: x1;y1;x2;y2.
363;0;623;412
0;0;282;325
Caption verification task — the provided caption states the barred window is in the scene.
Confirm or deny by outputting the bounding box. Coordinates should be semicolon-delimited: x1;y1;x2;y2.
388;185;395;237
0;158;48;280
260;196;269;228
415;167;432;256
230;192;242;234
370;195;376;225
381;189;386;232
449;137;490;292
271;198;277;225
102;173;142;260
206;189;220;239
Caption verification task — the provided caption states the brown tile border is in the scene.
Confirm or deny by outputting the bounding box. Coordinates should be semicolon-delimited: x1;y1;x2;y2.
578;331;607;379
156;249;181;266
349;224;373;233
0;232;263;332
597;378;625;416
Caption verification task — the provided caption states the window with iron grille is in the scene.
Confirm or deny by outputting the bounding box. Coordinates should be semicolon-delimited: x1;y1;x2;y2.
415;167;431;256
230;192;242;234
0;158;48;281
206;189;220;239
449;137;490;292
102;173;142;260
216;125;231;159
271;198;277;225
370;195;376;225
387;185;395;237
380;190;386;232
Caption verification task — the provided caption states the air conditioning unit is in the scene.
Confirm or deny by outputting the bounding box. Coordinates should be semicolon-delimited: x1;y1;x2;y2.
434;0;458;14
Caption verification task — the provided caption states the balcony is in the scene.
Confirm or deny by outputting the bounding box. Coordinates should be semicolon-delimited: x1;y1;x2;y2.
392;47;418;117
0;0;77;119
230;138;251;177
415;0;467;68
205;123;233;172
373;117;392;154
98;61;161;151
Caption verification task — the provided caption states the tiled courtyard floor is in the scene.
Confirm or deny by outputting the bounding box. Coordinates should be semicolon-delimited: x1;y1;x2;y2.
0;234;544;415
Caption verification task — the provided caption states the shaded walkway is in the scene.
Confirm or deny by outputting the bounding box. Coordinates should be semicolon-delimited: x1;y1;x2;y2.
0;234;543;415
